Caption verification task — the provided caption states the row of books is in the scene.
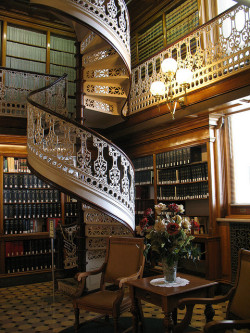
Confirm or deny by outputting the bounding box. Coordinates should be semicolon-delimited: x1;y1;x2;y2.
3;203;62;219
65;202;79;217
136;185;154;200
156;147;192;168
65;216;79;225
157;163;208;184
157;182;209;200
3;173;51;189
132;155;153;171
135;170;154;185
6;255;56;274
135;199;154;215
3;157;30;173
5;239;53;256
3;189;60;204
4;219;46;234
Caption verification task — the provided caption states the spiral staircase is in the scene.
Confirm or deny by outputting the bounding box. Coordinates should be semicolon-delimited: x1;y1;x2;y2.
26;0;134;231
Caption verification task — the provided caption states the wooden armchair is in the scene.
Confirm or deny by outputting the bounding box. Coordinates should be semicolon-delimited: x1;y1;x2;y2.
73;236;145;332
175;248;250;333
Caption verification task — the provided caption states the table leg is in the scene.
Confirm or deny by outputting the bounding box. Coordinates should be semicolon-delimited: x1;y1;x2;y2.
163;310;174;333
204;304;215;323
130;287;142;333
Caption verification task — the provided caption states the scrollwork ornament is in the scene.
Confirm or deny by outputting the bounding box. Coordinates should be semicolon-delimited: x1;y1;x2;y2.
77;132;92;174
34;109;44;145
107;0;117;19
109;146;121;189
44;115;58;152
93;137;108;181
121;156;130;197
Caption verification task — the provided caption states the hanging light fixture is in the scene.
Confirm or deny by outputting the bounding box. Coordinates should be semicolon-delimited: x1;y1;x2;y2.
150;58;193;119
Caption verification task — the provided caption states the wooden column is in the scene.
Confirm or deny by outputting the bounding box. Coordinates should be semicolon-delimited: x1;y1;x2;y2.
46;30;51;74
1;21;7;67
75;42;85;125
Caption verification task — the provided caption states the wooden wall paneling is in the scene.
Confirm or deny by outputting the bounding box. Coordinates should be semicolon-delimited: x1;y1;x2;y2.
206;236;221;280
218;220;231;282
120;116;210;158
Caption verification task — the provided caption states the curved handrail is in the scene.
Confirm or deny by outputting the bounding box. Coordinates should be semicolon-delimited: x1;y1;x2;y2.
31;0;131;69
27;75;135;231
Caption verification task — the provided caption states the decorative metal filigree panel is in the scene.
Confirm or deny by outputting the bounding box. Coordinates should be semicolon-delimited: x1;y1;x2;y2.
230;223;250;282
85;225;132;237
129;5;250;115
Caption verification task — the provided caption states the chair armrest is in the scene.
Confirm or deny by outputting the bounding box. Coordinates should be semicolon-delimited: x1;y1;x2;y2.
174;289;235;333
117;272;141;288
76;263;106;282
204;319;250;333
178;287;235;309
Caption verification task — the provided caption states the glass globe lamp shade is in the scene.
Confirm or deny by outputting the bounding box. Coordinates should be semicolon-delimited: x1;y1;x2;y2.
161;58;178;74
150;81;165;96
176;68;193;85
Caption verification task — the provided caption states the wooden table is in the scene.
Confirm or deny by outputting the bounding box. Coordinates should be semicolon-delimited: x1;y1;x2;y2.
127;273;218;333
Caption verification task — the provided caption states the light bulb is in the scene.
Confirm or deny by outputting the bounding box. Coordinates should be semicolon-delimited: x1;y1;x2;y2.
176;68;193;85
161;58;177;74
150;81;165;96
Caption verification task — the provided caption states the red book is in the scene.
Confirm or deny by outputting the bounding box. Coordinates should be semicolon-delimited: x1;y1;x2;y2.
5;242;12;257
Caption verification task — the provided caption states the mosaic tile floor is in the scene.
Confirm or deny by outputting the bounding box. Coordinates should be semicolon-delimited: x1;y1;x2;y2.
0;281;245;332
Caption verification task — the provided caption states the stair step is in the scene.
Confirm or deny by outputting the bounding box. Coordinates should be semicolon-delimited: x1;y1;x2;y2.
80;32;107;54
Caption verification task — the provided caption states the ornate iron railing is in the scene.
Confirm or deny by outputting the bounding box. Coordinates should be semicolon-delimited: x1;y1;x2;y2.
129;4;250;114
0;67;60;118
31;0;130;68
27;75;135;231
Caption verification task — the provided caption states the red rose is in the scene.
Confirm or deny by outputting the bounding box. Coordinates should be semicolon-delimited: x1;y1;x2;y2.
144;208;153;216
167;222;180;235
139;217;148;229
168;203;179;213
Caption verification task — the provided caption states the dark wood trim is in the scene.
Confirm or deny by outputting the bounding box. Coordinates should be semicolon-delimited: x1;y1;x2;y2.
0;9;75;37
1;20;7;67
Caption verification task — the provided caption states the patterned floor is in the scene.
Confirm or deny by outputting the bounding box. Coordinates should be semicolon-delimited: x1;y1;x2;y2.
0;281;243;333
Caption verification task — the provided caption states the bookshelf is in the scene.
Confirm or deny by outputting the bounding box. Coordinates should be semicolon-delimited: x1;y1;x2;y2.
132;143;220;280
0;156;61;277
6;25;47;73
50;34;76;118
132;155;155;226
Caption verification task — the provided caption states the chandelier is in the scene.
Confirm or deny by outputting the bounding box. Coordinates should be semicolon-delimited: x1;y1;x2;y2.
150;58;193;119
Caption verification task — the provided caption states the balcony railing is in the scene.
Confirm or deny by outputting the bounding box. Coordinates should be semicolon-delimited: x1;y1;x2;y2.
129;4;250;114
0;68;60;118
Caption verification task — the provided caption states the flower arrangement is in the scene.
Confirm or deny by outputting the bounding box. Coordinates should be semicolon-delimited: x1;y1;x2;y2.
137;203;200;268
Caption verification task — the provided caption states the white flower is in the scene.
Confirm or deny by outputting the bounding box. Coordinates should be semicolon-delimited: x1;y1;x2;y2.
178;204;185;214
181;217;191;231
154;219;167;232
154;203;167;215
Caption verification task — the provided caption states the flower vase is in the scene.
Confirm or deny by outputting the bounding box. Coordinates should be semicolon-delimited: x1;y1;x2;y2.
162;259;178;283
